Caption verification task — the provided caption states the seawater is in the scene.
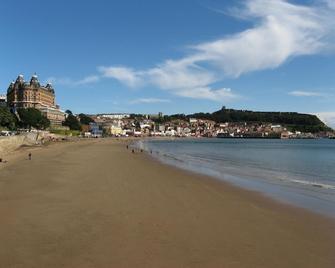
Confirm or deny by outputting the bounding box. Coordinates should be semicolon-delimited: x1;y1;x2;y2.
138;138;335;217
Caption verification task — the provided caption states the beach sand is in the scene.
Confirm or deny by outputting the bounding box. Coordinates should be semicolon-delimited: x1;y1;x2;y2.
0;138;334;268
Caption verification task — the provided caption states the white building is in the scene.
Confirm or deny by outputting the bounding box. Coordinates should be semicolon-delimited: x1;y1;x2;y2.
104;125;123;136
99;113;130;120
165;129;176;136
158;125;165;132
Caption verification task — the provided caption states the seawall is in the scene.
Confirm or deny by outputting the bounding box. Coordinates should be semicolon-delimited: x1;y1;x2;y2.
0;132;40;157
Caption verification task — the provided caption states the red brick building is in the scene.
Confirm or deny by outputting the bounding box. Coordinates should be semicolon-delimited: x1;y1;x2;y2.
7;74;65;125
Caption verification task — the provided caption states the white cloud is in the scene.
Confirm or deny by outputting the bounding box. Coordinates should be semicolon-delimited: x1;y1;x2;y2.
147;58;215;90
288;91;328;97
48;1;335;102
324;0;335;9
130;98;171;104
76;75;100;85
195;0;334;77
316;112;335;128
176;87;238;101
96;0;335;101
98;59;233;101
46;75;99;86
97;58;238;101
98;66;143;88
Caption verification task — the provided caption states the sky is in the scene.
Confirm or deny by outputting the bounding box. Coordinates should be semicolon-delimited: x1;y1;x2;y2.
1;0;335;127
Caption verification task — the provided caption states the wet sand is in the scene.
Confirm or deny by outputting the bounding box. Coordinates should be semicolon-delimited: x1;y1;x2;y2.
0;138;334;268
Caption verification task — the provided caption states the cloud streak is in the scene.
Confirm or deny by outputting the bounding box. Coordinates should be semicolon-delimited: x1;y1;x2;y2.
98;66;143;88
129;98;171;104
97;0;335;101
195;0;329;77
50;1;335;102
288;91;328;97
46;75;100;86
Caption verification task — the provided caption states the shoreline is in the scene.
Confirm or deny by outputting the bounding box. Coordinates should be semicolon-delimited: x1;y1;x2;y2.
141;143;335;222
136;138;335;218
2;137;335;220
0;138;334;267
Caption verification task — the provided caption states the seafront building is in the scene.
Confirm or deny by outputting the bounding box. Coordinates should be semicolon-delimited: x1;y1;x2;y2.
98;113;130;120
89;122;103;137
87;113;332;139
104;124;124;136
6;74;65;126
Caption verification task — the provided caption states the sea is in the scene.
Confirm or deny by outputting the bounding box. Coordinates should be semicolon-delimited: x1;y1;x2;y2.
137;138;335;218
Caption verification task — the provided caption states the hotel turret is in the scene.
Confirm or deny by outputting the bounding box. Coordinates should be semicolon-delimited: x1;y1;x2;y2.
7;74;65;126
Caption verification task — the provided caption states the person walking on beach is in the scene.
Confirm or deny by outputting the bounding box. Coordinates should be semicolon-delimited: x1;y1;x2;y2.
28;152;32;160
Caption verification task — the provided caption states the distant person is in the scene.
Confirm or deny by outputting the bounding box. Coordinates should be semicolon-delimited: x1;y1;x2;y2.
28;152;32;160
0;158;7;163
126;145;129;149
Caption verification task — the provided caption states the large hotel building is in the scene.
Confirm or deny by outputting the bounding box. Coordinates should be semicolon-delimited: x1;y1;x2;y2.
6;74;65;126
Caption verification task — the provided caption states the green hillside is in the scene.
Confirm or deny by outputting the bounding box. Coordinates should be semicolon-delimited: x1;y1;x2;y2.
158;107;331;133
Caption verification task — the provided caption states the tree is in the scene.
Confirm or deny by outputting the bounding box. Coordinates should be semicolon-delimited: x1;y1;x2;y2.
38;116;51;129
78;113;94;125
65;109;73;115
63;114;81;130
135;121;141;131
154;108;330;133
17;108;50;130
0;107;17;130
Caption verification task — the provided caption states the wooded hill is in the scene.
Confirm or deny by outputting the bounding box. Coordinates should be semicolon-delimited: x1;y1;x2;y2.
157;107;331;133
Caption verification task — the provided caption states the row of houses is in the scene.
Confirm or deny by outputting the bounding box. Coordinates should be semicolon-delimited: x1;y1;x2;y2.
81;114;329;139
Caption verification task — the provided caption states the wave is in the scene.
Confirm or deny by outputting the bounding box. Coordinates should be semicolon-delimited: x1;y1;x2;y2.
139;139;335;217
290;179;335;190
143;142;335;192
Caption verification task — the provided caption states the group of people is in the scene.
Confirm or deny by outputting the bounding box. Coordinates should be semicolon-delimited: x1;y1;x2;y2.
126;144;139;153
126;144;152;154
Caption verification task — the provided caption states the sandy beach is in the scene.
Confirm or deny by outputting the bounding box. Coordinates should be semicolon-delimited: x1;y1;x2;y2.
0;138;334;268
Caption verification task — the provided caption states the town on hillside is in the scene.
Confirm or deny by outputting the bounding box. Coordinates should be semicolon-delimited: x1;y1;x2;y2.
1;74;334;139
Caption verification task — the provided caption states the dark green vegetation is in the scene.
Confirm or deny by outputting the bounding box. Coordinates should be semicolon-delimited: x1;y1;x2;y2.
1;107;50;130
78;113;94;125
0;106;17;130
17;108;50;130
63;111;94;131
1;105;331;133
0;107;94;132
63;110;81;131
157;107;331;133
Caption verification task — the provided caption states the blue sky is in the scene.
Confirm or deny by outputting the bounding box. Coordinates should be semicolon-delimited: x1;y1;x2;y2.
1;0;335;127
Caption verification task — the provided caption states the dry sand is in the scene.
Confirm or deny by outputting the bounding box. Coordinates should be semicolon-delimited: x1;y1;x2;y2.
0;138;334;268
